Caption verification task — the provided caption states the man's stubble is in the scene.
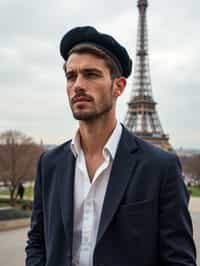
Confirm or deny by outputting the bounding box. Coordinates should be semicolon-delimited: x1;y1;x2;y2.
70;83;115;122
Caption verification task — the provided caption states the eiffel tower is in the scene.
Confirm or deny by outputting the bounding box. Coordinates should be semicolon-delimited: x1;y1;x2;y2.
124;0;172;151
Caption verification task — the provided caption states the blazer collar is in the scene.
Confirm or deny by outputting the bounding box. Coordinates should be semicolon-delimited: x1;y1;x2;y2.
96;125;140;244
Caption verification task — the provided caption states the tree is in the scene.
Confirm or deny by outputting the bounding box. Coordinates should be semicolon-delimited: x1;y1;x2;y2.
180;154;200;186
191;155;200;186
0;130;44;202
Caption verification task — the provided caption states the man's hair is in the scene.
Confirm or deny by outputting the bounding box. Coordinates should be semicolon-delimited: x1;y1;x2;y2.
63;43;122;79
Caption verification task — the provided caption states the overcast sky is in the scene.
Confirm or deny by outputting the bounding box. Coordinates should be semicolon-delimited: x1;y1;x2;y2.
0;0;199;149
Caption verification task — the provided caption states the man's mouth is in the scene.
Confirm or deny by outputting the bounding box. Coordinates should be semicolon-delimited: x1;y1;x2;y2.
72;96;92;104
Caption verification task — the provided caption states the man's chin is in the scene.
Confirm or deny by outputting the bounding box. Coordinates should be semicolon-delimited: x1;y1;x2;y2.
72;112;97;121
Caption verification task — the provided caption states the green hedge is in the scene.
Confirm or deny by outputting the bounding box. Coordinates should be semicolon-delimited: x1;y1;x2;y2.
0;208;31;221
0;198;33;209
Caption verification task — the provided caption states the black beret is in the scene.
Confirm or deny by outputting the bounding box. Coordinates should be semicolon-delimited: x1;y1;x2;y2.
60;26;132;78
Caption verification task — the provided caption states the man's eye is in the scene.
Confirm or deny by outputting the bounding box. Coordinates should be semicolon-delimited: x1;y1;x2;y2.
85;72;99;78
66;74;76;81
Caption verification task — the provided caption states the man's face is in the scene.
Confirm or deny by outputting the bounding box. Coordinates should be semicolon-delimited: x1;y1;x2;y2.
65;53;119;121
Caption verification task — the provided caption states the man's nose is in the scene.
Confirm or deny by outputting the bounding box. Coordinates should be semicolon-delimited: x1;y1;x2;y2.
74;74;86;92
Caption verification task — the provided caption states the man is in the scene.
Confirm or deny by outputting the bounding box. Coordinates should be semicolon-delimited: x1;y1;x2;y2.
26;26;196;266
17;182;25;200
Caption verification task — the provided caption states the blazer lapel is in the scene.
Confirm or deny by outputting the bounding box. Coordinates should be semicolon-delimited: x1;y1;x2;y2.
56;144;75;247
96;127;140;244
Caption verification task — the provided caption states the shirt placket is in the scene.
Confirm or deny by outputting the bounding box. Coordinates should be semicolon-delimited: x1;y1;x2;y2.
79;194;94;265
78;149;111;266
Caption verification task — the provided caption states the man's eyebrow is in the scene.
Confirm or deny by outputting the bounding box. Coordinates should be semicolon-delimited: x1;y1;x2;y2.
65;70;75;75
82;68;103;73
66;68;103;75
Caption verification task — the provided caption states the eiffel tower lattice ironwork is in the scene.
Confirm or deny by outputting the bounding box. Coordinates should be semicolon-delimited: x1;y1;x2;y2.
124;0;172;151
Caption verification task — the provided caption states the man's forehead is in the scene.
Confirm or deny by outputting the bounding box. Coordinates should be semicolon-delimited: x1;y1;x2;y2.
66;53;107;71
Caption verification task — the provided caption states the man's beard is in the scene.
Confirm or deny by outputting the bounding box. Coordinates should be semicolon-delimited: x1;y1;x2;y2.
70;85;113;121
72;101;113;121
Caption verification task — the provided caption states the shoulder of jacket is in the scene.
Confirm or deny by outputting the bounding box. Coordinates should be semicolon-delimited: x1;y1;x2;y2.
41;139;72;164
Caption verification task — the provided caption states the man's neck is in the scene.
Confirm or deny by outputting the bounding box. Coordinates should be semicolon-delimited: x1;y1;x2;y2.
79;117;117;157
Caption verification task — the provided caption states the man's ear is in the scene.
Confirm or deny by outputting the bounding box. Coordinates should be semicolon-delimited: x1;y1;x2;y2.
113;77;127;97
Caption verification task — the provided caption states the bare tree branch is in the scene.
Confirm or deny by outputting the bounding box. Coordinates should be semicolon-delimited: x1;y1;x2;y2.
0;130;44;201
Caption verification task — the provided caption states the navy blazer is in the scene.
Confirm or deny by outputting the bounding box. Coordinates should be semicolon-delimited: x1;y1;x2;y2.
26;126;196;266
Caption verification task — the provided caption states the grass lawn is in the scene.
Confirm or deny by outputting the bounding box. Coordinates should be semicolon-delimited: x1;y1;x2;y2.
25;185;34;198
0;185;34;208
0;185;34;199
188;186;200;197
0;190;9;196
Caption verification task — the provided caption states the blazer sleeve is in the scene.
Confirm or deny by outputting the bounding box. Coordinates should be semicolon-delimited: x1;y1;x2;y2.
25;153;46;266
159;155;197;266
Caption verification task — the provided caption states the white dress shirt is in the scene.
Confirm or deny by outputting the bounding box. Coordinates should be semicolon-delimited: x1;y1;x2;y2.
70;121;122;266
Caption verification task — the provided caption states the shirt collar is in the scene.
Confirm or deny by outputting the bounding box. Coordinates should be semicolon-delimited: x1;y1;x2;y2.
70;121;122;160
70;129;82;158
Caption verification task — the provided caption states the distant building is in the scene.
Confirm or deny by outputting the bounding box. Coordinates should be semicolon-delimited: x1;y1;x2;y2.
176;148;200;157
124;0;172;152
